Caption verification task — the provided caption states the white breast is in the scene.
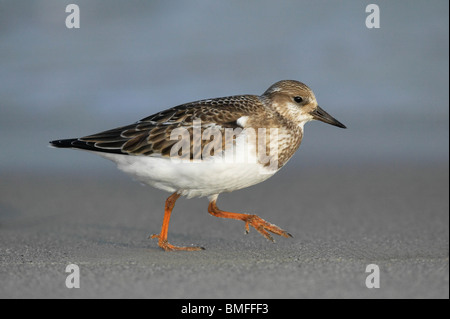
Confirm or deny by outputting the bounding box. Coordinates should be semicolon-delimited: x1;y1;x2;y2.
95;130;279;198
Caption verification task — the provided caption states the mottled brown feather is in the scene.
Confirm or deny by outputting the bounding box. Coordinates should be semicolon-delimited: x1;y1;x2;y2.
79;95;262;159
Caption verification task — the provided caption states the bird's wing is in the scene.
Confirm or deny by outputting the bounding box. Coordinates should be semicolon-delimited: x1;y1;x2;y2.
53;95;263;158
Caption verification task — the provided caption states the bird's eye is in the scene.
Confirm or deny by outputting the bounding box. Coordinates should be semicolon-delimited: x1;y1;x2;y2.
294;96;303;103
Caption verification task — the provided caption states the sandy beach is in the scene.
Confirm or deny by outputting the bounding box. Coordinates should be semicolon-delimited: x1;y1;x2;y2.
0;164;448;298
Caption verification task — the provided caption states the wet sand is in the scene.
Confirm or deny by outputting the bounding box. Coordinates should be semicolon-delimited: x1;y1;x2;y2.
0;164;448;298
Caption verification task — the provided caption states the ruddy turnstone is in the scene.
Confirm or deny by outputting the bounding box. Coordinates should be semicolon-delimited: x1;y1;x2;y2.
50;80;346;251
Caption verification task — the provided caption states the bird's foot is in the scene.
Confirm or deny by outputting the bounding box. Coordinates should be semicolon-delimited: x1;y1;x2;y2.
242;215;293;242
150;234;205;251
208;200;292;242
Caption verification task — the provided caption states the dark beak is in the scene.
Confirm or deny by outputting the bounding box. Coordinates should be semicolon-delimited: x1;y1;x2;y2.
311;106;346;128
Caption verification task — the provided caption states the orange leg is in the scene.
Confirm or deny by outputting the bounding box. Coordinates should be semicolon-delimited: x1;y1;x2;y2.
208;200;292;242
151;192;204;251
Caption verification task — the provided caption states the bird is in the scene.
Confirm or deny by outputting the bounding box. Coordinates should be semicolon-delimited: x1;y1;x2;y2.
50;80;346;251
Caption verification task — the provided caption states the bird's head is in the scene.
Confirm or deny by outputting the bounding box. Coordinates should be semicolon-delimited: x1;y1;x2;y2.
263;80;346;129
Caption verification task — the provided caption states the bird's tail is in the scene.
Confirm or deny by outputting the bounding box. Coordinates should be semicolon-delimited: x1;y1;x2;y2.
49;138;126;154
49;138;79;148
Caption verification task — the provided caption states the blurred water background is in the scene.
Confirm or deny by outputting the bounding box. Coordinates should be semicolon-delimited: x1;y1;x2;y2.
0;0;448;175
